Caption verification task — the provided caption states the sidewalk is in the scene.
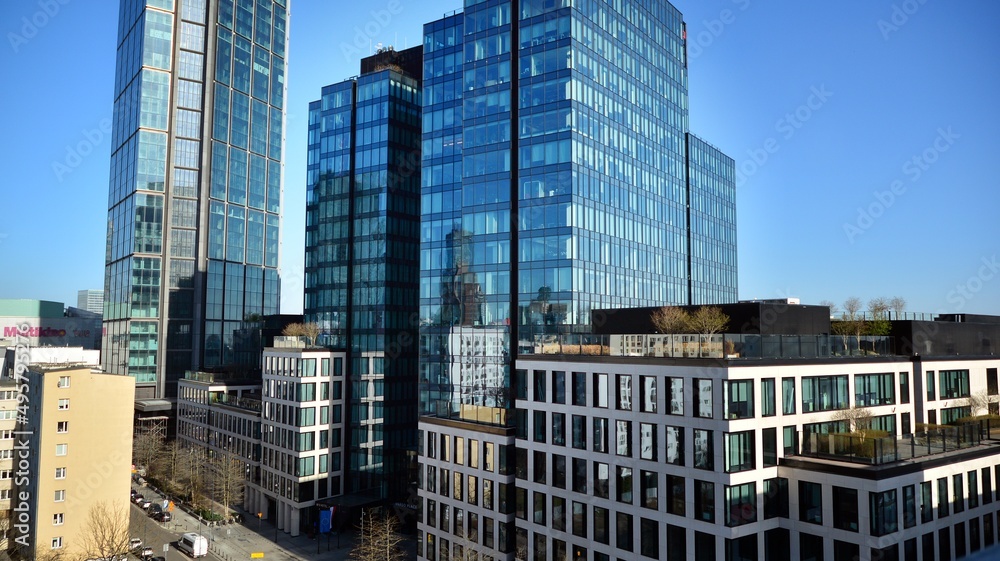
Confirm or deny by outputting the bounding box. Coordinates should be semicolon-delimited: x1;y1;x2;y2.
134;482;371;561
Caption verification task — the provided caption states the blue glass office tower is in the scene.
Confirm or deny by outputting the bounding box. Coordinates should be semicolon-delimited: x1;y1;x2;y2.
103;0;287;399
417;1;737;558
305;47;423;498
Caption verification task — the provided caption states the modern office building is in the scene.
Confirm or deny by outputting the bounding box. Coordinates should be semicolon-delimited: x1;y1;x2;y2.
417;0;737;557
103;0;288;400
177;339;349;537
305;46;423;498
76;290;104;315
13;364;134;560
0;300;102;350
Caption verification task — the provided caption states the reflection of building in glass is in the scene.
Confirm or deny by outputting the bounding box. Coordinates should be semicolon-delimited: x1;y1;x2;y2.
102;0;288;399
305;46;422;499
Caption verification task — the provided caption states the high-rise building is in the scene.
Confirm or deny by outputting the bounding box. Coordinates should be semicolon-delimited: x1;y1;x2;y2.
102;0;288;399
416;0;736;558
76;289;104;315
304;47;423;498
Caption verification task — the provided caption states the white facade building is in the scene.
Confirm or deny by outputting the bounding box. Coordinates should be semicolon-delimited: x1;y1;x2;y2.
418;344;1000;561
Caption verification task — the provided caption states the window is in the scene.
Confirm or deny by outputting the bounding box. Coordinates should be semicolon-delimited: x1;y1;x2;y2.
939;370;970;399
833;486;858;531
533;411;546;442
571;415;586;449
667;376;684;415
920;481;933;523
571;502;585;537
781;377;795;415
593;418;608;453
54;490;65;502
55;444;67;456
51;537;63;549
724;482;756;527
594;462;609;499
665;425;683;465
552;371;565;404
938;477;949;518
57;421;68;433
782;425;797;455
0;471;10;480
615;420;631;456
762;428;777;466
724;430;754;473
615;512;633;552
694;378;712;418
616;374;632;410
665;524;685;561
533;370;545;402
57;376;70;388
53;513;64;525
641;470;658;509
695;480;715;522
855;372;895;406
833;541;857;561
667;475;685;516
552;413;565;446
799;533;823;561
58;399;69;410
55;467;66;479
926;370;936;401
799;481;822;524
988;368;999;396
763;477;788;519
617;466;633;504
900;372;910;404
724;380;754;419
765;529;790;561
968;470;978;509
870;490;898;536
593;373;608;408
761;378;775;417
572;458;586;493
640;519;660;558
953;473;964;513
639;423;656;460
693;429;712;470
982;467;992;506
514;369;527;399
640;375;656;413
571;372;586;405
695;532;715;561
903;485;916;528
801;375;849;412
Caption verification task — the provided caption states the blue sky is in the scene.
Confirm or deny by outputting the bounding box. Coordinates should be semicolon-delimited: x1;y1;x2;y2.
0;0;997;317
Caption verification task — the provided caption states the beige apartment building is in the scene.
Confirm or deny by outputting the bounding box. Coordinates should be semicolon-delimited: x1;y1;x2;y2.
12;364;134;560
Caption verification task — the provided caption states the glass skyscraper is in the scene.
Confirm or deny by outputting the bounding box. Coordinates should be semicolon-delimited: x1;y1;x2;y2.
417;0;737;558
305;47;423;498
103;0;287;399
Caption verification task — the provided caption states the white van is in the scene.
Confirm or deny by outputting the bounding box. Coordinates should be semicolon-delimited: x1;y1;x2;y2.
176;533;208;558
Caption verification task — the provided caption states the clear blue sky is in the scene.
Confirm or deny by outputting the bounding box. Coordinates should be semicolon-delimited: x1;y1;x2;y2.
1;0;997;317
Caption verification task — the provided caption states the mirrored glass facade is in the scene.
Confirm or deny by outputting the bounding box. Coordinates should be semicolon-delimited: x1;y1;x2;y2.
104;0;287;398
305;47;423;498
418;0;737;426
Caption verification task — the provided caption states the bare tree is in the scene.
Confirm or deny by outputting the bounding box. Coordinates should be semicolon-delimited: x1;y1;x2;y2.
686;306;730;336
0;509;10;550
833;297;867;352
178;447;207;507
889;296;907;319
79;501;132;561
963;390;998;417
211;454;247;519
132;429;164;478
650;306;690;334
282;322;321;346
842;296;863;320
867;297;891;336
833;406;875;442
350;509;407;561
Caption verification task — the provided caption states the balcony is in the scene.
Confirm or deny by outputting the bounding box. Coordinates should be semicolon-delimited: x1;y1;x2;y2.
797;423;989;466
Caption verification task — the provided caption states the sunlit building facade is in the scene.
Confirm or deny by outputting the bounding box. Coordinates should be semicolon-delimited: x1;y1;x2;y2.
103;0;288;399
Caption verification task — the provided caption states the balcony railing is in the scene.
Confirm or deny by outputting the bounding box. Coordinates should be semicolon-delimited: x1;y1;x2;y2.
798;424;985;465
209;392;262;413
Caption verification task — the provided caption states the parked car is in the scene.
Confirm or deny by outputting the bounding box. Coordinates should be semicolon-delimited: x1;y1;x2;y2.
140;547;154;558
138;499;152;510
152;511;172;523
148;503;163;516
129;538;143;550
132;494;145;505
130;489;137;499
